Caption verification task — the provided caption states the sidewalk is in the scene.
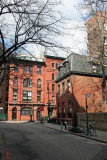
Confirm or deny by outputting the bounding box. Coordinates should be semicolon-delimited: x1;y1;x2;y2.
36;122;107;144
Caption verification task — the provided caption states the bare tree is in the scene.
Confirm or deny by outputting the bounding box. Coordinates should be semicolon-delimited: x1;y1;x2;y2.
0;0;69;66
0;0;70;86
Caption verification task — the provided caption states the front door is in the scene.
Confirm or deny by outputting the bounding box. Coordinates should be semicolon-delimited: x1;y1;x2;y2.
37;109;41;120
12;107;17;120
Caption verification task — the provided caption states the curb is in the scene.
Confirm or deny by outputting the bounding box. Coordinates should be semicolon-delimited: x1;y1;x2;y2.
38;124;107;144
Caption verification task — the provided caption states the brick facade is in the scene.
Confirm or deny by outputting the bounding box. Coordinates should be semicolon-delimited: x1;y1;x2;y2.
8;55;64;121
56;53;107;124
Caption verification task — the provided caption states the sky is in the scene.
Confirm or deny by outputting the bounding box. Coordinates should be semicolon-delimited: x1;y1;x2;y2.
25;0;88;58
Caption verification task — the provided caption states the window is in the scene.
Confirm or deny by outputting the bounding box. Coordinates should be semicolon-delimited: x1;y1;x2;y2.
37;66;41;74
104;22;107;31
67;80;70;92
14;65;18;72
23;91;32;101
23;78;32;87
52;63;54;69
62;82;65;94
62;102;65;113
52;73;54;80
56;63;58;69
92;65;97;73
29;66;33;73
58;84;60;94
37;91;41;103
13;90;17;101
21;107;32;115
13;77;18;86
104;37;107;45
37;79;41;88
52;96;55;103
68;101;71;113
23;66;27;73
58;103;60;113
52;84;55;92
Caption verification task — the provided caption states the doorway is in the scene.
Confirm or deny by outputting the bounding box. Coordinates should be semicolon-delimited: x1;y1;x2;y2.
12;107;17;120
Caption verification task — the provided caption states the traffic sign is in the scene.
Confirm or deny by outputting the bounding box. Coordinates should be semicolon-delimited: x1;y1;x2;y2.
40;106;44;111
0;98;2;104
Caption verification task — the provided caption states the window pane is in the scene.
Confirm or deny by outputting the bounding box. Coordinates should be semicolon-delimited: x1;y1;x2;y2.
37;66;41;74
23;91;32;101
14;77;18;86
24;66;27;73
37;79;41;88
23;79;32;87
52;63;54;69
13;90;17;100
52;96;55;103
14;65;18;72
37;91;41;102
104;37;107;45
21;108;32;115
52;84;54;91
29;66;33;73
52;73;54;80
56;63;58;69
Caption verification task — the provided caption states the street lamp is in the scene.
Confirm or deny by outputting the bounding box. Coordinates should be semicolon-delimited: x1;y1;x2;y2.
85;93;91;132
47;83;51;120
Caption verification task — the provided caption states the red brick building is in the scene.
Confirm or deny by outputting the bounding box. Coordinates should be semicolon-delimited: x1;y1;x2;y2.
56;53;107;123
8;54;64;121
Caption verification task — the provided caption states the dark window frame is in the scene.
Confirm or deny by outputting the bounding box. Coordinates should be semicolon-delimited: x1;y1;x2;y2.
14;65;18;72
23;65;27;73
23;78;32;87
37;66;41;74
13;77;18;87
52;84;55;92
37;79;41;88
37;91;41;103
21;107;32;115
52;63;54;69
52;73;54;80
29;66;33;73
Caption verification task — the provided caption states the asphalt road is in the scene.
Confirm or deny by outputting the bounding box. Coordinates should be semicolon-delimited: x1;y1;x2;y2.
0;122;107;160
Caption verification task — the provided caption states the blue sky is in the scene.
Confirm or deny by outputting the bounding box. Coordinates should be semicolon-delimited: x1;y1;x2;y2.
25;0;88;57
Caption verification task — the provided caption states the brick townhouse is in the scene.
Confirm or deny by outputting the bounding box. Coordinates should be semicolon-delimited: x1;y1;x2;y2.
56;53;107;124
8;54;64;121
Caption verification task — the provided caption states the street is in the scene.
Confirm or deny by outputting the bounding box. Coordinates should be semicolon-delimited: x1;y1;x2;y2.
0;122;107;160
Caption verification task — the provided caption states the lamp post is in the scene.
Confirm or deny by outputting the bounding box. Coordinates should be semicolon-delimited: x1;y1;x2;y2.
47;83;50;120
85;94;91;131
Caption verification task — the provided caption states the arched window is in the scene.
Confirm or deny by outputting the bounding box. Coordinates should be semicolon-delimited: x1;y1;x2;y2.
23;78;32;87
13;77;18;86
37;79;41;88
21;107;32;115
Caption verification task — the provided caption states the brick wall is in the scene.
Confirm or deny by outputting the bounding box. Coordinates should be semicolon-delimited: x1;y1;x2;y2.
77;112;107;131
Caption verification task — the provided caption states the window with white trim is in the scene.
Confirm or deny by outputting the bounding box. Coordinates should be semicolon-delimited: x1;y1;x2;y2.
23;91;32;101
13;90;18;101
